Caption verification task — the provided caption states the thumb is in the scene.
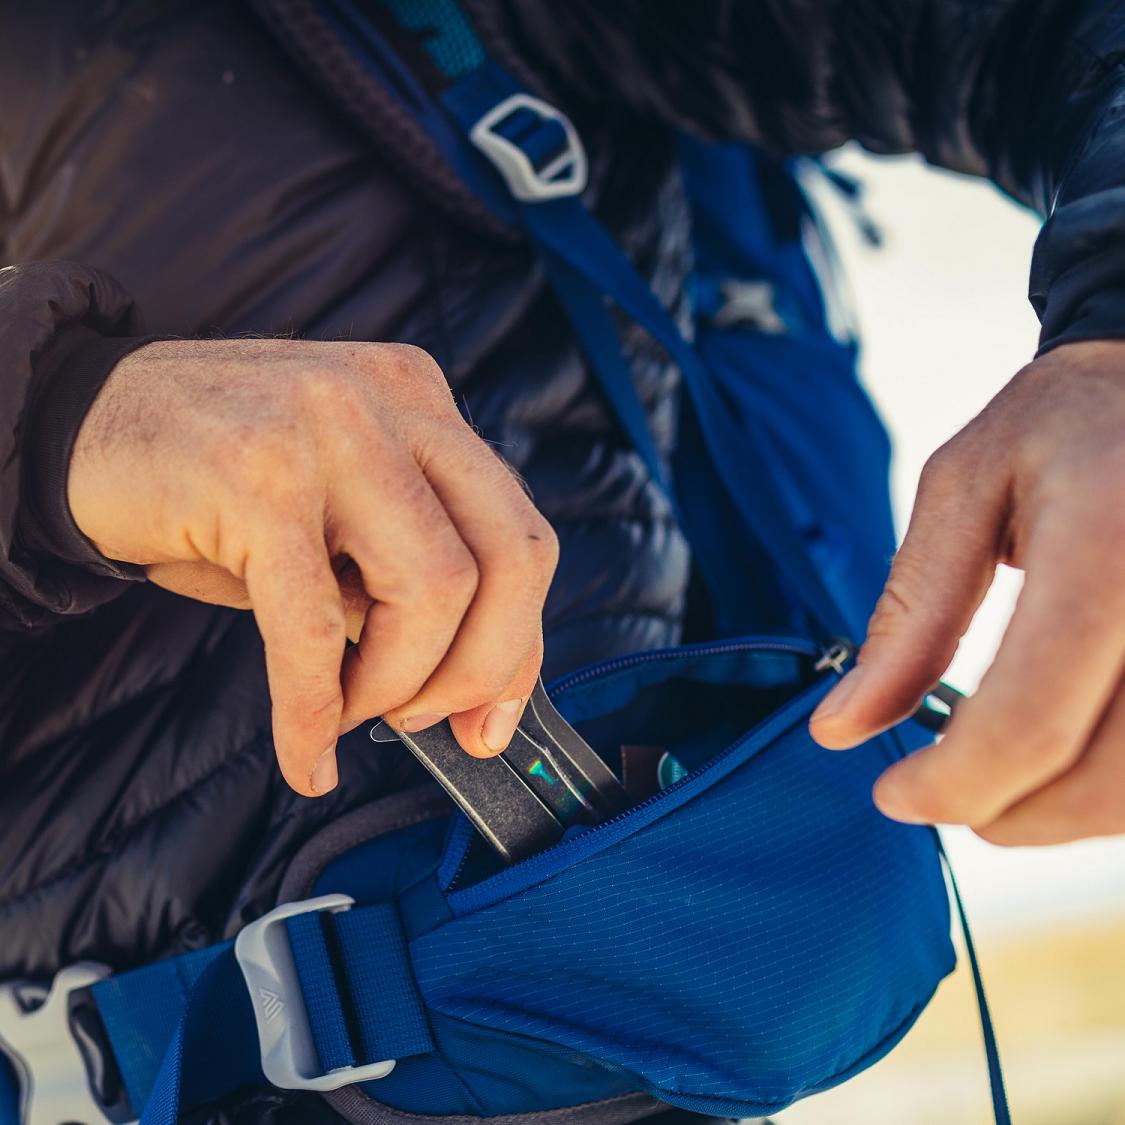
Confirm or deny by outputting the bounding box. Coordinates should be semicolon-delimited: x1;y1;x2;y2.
447;631;544;758
809;446;1002;749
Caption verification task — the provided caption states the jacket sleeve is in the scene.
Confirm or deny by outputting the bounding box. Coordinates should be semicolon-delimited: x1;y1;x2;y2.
487;0;1125;355
0;261;153;630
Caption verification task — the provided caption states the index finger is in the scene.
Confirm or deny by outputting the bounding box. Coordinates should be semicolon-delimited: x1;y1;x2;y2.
244;523;349;796
873;505;1125;826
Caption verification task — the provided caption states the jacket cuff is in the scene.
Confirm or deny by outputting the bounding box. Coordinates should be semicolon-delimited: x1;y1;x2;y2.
1035;242;1125;357
1031;185;1125;355
21;324;159;578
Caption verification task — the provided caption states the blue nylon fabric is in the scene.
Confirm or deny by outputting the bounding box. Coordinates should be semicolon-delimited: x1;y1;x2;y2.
133;950;253;1125
538;253;673;495
542;248;804;634
0;1055;17;1124
542;235;805;630
92;942;253;1115
355;1011;635;1116
287;913;356;1073
545;638;815;728
446;655;834;917
410;670;954;1116
680;139;897;636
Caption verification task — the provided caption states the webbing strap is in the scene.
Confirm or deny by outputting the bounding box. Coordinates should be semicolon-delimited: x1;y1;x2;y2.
93;942;254;1115
287;913;356;1073
135;951;246;1125
440;66;854;642
334;905;434;1063
78;901;432;1122
940;842;1012;1125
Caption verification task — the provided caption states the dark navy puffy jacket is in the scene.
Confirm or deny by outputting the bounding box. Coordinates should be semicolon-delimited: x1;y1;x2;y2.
2;0;1125;1096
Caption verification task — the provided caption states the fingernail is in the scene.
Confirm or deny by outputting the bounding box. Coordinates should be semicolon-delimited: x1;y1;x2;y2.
398;712;450;733
810;665;865;725
482;698;524;752
310;746;338;795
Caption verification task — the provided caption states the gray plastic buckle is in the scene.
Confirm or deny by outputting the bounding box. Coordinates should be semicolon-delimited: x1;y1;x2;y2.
469;93;588;202
0;962;132;1125
234;894;396;1093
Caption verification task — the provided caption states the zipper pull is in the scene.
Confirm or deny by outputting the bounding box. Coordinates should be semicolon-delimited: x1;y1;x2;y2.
814;640;854;675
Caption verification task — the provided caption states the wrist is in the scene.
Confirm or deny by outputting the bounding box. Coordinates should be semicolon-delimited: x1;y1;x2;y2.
23;325;162;574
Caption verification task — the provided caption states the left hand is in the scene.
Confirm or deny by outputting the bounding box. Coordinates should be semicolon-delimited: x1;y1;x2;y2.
809;340;1125;846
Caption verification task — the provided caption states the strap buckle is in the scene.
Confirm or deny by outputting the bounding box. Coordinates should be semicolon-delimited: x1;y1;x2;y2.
0;962;133;1125
234;894;396;1093
469;93;588;202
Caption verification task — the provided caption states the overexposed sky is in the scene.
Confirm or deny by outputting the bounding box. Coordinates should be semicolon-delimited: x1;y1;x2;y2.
817;148;1125;937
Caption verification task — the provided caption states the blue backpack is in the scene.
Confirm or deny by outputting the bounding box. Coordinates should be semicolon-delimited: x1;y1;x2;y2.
0;3;1010;1123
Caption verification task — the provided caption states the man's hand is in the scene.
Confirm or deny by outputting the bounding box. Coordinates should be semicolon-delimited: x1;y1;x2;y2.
810;340;1125;846
68;339;558;796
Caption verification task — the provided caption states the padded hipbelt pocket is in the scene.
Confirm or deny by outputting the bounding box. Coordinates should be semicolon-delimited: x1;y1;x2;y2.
300;636;954;1122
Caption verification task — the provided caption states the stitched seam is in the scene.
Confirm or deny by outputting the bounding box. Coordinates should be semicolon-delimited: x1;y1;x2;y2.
0;733;269;914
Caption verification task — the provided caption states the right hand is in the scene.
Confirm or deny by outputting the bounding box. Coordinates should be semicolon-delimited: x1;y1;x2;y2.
68;338;558;796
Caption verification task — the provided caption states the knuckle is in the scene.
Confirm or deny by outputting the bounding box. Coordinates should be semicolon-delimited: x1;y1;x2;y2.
864;577;918;636
303;689;344;724
294;364;366;418
916;441;961;494
229;431;302;496
304;605;348;649
443;668;512;711
274;681;343;728
395;344;446;384
868;580;911;627
365;343;448;394
413;543;480;607
523;515;560;575
487;512;560;589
